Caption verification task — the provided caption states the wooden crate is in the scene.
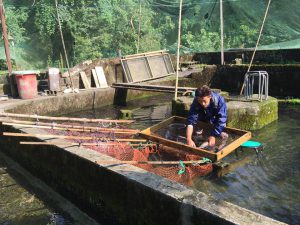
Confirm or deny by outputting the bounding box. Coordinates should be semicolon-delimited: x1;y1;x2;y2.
139;116;251;162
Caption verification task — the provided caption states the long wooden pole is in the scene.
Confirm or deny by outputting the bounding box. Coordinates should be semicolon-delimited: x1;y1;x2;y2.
239;0;272;95
174;0;183;101
3;132;147;142
220;0;224;65
0;112;134;123
20;141;155;147
0;0;16;97
136;0;142;53
0;119;139;132
96;159;210;165
54;0;74;89
2;122;138;134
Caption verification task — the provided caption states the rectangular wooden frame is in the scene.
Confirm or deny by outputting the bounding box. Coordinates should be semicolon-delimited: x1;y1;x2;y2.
121;50;175;83
139;116;252;162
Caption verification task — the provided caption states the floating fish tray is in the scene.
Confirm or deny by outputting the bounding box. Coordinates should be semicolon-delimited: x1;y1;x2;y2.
139;116;251;162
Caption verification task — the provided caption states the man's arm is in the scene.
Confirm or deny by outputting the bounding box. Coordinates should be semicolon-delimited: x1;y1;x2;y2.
210;97;227;145
186;99;199;147
186;125;195;147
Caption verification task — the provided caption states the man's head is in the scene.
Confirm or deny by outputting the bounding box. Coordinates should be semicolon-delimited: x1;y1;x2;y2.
195;85;212;108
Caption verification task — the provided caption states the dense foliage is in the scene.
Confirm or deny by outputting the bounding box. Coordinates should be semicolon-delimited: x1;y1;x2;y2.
1;0;299;68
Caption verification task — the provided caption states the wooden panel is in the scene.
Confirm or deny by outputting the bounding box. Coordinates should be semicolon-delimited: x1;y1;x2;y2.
147;55;169;78
120;51;175;83
79;72;90;89
126;59;151;82
95;67;108;88
92;69;100;88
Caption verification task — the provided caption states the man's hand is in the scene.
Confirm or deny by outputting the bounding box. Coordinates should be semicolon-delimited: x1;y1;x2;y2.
186;125;195;147
187;138;196;147
208;136;216;147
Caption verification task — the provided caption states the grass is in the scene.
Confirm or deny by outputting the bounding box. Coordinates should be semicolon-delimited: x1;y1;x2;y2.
278;99;300;105
0;71;8;76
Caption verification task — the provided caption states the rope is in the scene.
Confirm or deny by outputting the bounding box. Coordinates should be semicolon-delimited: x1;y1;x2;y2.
239;0;272;95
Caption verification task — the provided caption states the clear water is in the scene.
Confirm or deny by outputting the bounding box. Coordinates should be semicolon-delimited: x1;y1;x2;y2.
194;105;300;225
70;94;300;224
0;152;99;225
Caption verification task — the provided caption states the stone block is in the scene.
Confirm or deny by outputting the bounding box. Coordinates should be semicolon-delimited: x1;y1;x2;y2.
227;97;278;130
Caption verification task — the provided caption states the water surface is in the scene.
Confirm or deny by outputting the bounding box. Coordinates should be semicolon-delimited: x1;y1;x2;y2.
72;95;299;224
0;152;99;225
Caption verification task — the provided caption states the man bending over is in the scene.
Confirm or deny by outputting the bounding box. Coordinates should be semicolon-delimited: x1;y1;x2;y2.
186;85;228;150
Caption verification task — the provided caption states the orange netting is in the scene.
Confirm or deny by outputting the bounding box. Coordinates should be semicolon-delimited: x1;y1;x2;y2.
46;128;213;186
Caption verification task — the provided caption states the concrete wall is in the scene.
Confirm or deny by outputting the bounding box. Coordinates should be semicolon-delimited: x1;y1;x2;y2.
193;49;300;65
185;65;300;97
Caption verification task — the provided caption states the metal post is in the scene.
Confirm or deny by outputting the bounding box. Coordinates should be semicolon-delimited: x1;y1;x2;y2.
174;0;183;101
0;0;16;97
220;0;224;65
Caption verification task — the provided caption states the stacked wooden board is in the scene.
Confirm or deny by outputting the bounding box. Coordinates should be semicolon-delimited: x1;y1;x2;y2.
80;66;108;89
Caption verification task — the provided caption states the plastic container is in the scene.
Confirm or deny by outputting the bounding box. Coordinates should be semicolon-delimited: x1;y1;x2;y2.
48;68;60;91
13;70;39;99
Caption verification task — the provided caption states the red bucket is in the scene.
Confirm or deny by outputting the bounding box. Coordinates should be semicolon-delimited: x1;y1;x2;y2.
13;71;39;99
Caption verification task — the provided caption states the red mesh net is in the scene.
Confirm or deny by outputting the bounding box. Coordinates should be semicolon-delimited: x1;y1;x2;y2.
45;127;213;186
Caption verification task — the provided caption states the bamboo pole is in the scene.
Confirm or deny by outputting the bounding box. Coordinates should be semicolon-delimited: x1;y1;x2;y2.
20;142;156;147
239;0;272;95
174;0;183;101
0;112;134;124
0;119;139;132
3;132;147;142
220;0;224;65
96;159;210;165
0;0;16;97
55;0;74;89
2;122;138;134
124;50;166;59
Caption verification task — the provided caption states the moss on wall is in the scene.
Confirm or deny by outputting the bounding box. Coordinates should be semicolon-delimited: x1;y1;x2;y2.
278;99;300;106
227;97;278;130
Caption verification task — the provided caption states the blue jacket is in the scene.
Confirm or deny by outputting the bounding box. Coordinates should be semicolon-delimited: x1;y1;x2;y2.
187;92;227;137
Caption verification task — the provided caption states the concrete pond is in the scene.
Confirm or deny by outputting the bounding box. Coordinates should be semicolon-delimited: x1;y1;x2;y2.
0;74;289;225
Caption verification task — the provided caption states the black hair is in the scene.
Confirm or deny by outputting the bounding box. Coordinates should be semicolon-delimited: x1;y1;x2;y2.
195;85;212;98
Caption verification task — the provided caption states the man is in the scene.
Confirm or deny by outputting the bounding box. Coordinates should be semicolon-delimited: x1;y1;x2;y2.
186;85;228;149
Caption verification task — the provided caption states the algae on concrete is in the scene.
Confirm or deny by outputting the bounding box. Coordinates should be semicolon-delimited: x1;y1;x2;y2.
227;97;278;130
